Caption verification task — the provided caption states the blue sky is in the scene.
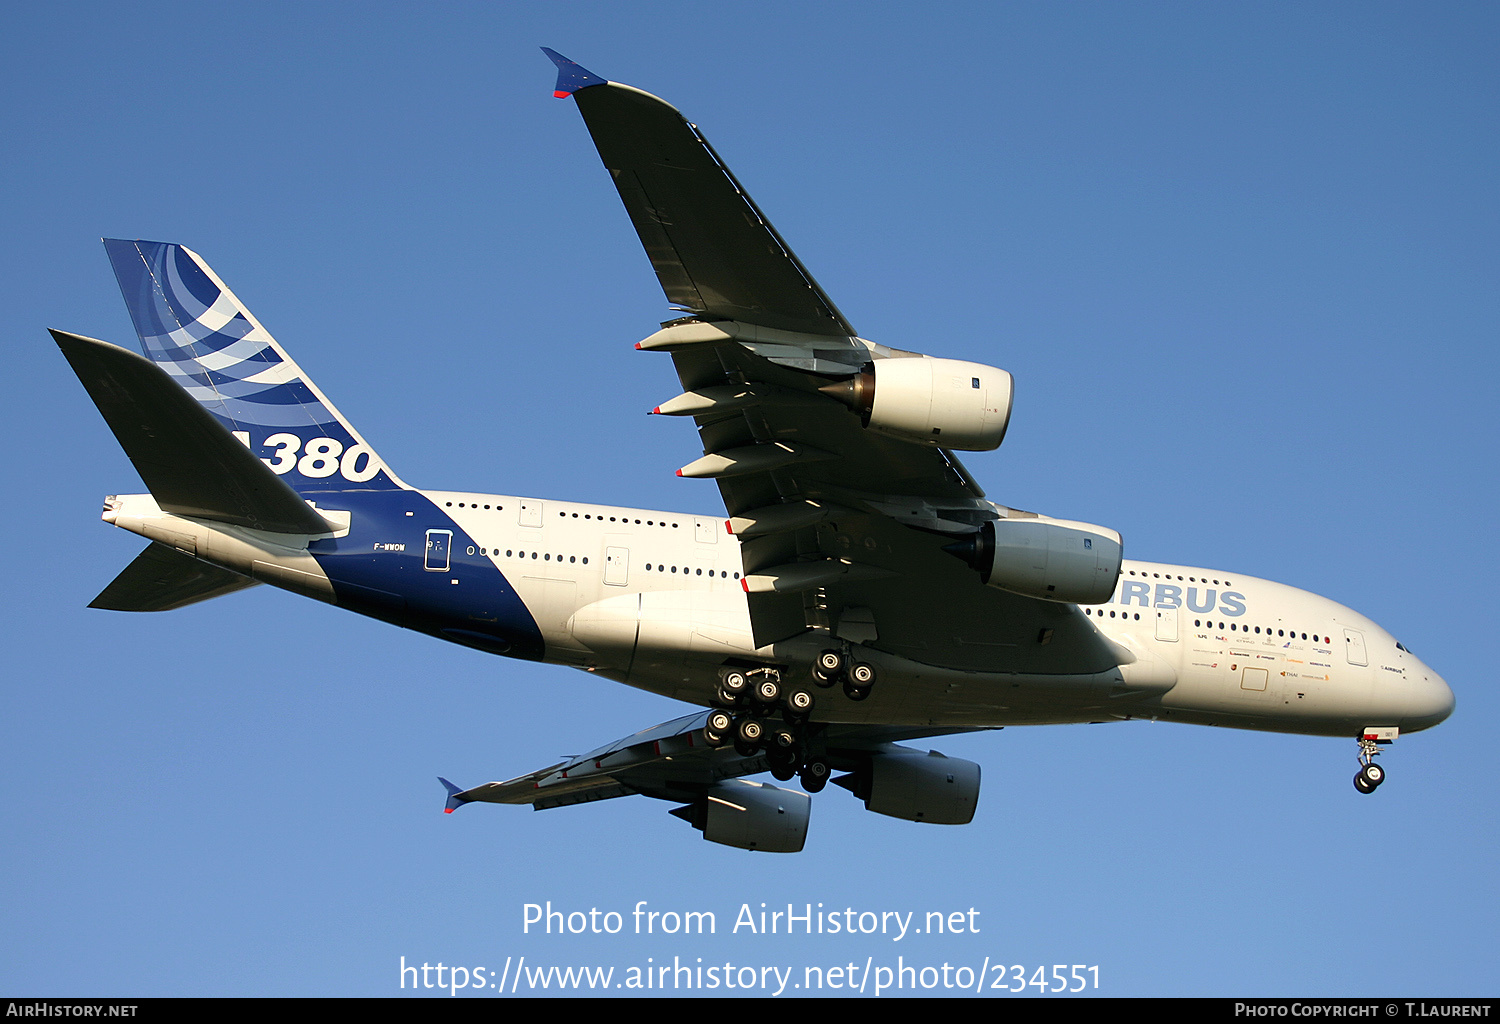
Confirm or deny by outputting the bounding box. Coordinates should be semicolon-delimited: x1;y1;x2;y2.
3;2;1496;997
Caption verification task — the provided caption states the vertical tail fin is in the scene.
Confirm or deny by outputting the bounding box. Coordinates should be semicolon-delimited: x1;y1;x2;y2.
103;239;404;495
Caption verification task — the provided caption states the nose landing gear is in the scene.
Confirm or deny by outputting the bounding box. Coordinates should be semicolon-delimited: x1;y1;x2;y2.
1353;762;1384;793
1352;727;1398;794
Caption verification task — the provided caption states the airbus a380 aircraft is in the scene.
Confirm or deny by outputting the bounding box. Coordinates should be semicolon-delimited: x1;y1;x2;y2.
53;51;1452;853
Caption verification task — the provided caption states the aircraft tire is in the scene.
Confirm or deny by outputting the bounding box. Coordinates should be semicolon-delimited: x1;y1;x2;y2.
812;666;839;689
787;689;815;715
1353;772;1375;794
1360;763;1385;787
755;677;781;705
737;717;764;745
843;680;871;702
767;744;797;768
800;760;830;793
848;662;876;687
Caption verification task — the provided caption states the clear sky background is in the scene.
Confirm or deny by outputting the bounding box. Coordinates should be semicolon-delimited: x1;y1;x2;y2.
3;1;1495;998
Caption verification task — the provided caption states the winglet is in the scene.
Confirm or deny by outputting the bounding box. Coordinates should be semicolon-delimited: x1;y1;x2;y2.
439;777;470;814
541;47;606;98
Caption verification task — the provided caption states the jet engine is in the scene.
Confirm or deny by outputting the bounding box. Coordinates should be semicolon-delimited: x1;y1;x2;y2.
820;357;1014;452
837;747;981;825
945;516;1123;605
670;779;810;852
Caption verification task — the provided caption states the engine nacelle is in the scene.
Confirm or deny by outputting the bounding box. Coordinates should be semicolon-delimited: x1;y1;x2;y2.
858;748;981;825
947;517;1122;605
821;356;1014;451
671;780;810;853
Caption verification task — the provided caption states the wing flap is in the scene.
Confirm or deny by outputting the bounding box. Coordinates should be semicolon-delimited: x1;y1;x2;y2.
663;340;995;649
668;342;981;516
663;337;1121;668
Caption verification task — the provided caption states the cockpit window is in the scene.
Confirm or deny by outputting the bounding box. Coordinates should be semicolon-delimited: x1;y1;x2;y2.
1396;642;1411;653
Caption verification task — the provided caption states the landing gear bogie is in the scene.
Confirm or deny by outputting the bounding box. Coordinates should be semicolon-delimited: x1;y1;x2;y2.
808;646;877;702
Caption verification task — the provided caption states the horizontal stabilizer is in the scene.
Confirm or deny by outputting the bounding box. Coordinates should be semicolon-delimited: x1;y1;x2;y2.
52;330;330;534
90;543;260;612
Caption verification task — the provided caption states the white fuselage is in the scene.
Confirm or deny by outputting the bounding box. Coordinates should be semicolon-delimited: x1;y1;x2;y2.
103;486;1454;741
423;491;1454;739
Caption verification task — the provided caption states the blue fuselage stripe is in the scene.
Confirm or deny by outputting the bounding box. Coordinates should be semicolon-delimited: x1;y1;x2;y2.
305;489;544;660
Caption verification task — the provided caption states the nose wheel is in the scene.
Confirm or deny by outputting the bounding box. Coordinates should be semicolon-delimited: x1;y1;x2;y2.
1353;760;1385;793
1352;730;1394;794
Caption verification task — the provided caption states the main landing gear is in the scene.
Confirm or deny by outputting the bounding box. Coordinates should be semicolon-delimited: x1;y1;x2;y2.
1352;727;1397;794
811;647;877;702
700;662;837;794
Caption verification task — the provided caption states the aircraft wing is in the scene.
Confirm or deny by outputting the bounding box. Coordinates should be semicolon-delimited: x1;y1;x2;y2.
544;48;854;338
441;711;982;851
443;712;736;811
550;52;1121;672
444;710;976;809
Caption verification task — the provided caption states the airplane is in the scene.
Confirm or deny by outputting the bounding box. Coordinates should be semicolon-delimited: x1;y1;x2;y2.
51;49;1453;853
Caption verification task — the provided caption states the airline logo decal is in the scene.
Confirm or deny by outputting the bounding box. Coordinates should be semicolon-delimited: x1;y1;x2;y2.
1108;580;1246;617
106;240;397;489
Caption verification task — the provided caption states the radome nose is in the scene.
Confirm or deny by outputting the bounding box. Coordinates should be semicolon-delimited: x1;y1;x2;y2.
1407;667;1455;731
1431;673;1455;724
